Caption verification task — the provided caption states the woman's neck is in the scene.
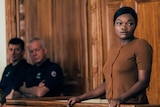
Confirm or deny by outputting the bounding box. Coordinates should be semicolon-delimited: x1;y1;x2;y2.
120;36;135;46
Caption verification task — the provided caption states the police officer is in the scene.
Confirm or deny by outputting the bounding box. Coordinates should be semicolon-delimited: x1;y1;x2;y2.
0;37;31;99
20;37;63;97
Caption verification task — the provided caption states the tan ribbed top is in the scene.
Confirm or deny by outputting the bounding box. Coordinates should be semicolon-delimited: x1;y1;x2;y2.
103;38;153;103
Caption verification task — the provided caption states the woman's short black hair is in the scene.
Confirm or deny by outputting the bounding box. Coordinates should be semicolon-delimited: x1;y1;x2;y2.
113;6;138;26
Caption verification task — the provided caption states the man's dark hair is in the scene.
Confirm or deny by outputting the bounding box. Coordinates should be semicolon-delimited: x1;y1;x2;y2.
8;37;25;50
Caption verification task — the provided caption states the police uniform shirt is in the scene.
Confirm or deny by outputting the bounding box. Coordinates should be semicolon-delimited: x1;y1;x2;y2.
0;59;30;96
25;59;63;97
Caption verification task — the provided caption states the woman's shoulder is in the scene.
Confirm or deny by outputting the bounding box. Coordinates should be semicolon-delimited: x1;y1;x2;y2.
134;38;152;47
134;38;150;44
133;38;153;53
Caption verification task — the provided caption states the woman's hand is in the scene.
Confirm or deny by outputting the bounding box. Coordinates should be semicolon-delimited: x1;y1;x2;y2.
67;96;82;107
108;98;124;107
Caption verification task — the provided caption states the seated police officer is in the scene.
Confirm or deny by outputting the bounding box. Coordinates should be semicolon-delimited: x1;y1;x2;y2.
20;37;63;97
0;37;31;99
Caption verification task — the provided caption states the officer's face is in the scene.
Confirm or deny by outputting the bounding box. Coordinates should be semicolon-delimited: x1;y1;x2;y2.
28;40;47;64
8;44;24;63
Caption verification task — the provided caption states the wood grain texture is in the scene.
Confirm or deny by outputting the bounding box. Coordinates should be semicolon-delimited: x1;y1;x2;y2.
6;98;160;107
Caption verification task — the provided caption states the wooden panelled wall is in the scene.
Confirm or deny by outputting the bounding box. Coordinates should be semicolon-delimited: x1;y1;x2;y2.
5;0;160;104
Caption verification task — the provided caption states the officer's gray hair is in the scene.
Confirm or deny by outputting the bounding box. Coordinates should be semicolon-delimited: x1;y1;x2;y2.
28;37;45;48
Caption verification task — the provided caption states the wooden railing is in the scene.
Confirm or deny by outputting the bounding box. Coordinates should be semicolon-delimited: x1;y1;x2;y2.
6;97;160;107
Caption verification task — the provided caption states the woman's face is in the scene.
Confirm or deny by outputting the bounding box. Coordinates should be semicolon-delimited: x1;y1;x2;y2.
114;14;136;40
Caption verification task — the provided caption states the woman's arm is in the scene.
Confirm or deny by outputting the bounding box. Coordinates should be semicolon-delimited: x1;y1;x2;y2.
67;82;106;107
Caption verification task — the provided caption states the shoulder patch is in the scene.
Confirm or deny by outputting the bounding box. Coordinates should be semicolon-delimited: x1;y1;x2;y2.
51;71;57;77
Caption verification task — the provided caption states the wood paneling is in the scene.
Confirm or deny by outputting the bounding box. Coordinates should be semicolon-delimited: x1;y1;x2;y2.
135;0;160;104
87;0;104;89
51;0;88;95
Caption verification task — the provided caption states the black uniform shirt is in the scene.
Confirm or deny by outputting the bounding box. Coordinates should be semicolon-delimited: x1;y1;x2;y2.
25;59;63;97
0;59;31;96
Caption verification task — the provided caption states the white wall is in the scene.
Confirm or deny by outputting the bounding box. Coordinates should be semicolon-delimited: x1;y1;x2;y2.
0;0;7;79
